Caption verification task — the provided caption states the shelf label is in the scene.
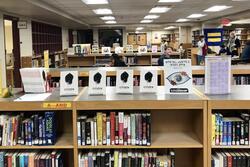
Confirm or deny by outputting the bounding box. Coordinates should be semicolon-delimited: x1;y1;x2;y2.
43;102;72;109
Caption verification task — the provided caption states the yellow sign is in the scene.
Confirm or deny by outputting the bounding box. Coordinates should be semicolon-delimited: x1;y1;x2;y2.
43;102;72;109
207;32;221;37
44;50;49;68
0;60;2;95
208;38;221;42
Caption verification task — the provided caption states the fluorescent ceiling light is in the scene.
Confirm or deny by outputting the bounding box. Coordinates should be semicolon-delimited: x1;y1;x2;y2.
105;20;117;24
159;0;183;2
140;20;153;23
176;18;189;22
149;7;171;13
136;27;144;30
164;26;177;30
81;0;108;4
231;19;250;24
187;14;206;18
100;16;115;20
144;15;160;19
204;5;232;12
135;31;140;34
93;9;112;15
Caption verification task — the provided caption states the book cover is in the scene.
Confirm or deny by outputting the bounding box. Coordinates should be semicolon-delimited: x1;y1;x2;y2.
118;112;124;145
90;119;95;146
110;112;115;145
211;114;216;146
106;117;110;146
127;116;131;145
80;117;86;146
115;116;119;145
146;113;151;146
45;112;56;145
102;113;107;145
77;120;81;146
142;114;147;145
85;119;91;145
123;115;128;145
97;112;103;145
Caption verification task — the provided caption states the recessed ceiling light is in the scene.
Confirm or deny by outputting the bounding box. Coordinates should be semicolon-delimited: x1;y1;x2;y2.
135;31;140;34
144;15;160;19
140;20;153;23
204;5;232;12
105;20;117;24
100;16;115;20
164;26;177;30
176;18;189;22
149;7;171;13
159;0;183;2
93;9;112;15
81;0;108;4
136;27;144;30
187;14;206;18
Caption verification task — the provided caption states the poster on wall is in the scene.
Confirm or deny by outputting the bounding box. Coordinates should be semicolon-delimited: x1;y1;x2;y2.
140;70;158;93
151;45;158;53
60;71;78;96
92;44;99;53
138;46;147;54
88;70;106;95
164;59;192;94
116;70;133;94
102;47;111;54
204;28;223;46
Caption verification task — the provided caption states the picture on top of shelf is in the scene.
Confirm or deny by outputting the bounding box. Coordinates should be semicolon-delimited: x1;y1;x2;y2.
20;68;47;93
60;71;78;96
116;70;133;94
164;59;192;94
92;44;99;53
88;70;106;95
140;70;158;93
102;47;111;55
115;47;124;54
73;44;91;54
138;46;147;54
126;45;133;53
205;56;231;94
151;45;158;53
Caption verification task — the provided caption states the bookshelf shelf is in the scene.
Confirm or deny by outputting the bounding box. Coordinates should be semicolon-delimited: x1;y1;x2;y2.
212;145;250;149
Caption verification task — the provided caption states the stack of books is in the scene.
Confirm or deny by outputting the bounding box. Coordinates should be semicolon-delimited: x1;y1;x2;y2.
212;150;250;167
211;113;249;146
0;150;63;167
77;112;151;146
0;112;56;146
233;76;250;85
78;150;175;167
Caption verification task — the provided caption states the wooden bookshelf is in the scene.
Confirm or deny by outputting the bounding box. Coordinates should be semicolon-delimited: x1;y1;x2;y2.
195;85;250;167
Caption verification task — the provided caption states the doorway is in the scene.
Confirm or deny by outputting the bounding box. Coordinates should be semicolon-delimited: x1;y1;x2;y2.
3;15;21;88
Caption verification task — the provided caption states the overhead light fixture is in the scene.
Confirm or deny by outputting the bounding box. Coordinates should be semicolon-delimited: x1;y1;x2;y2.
231;19;250;24
176;18;189;22
100;16;115;20
144;15;160;19
159;0;183;2
135;31;140;34
187;14;206;18
140;20;153;23
93;9;112;15
105;20;117;24
149;7;171;13
136;27;144;30
164;26;177;30
81;0;108;4
204;5;232;12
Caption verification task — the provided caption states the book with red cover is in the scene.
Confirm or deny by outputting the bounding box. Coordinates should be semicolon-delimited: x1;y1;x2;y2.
118;112;124;145
110;112;116;145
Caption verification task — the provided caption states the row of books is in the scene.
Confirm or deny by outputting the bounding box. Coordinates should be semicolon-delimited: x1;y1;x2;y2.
79;150;175;167
77;112;151;146
0;112;56;146
124;57;137;65
233;76;250;85
193;77;205;85
0;150;63;167
212;150;250;167
211;113;249;146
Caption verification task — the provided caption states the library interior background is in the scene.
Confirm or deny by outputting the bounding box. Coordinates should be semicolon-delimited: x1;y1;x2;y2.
1;0;250;167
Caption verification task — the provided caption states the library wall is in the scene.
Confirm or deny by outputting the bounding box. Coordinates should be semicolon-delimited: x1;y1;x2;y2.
179;26;192;43
0;12;6;87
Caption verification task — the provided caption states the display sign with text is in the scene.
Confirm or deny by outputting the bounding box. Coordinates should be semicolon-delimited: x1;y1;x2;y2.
60;71;78;96
88;70;106;95
116;70;133;94
140;70;158;93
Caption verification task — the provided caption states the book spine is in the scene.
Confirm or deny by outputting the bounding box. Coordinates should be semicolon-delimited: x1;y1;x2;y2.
131;114;136;145
223;121;227;146
123;115;128;145
219;114;223;145
114;151;119;167
118;112;124;145
38;117;43;145
110;112;115;145
91;120;95;146
115;116;119;145
34;115;39;145
97;113;103;145
94;118;97;146
81;120;86;146
127;116;131;145
215;114;220;145
142;114;147;146
232;121;236;145
85;121;91;145
42;118;46;145
240;121;245;145
102;113;107;145
45;112;56;145
211;114;216;146
25;120;28;146
106;117;110;146
138;114;143;145
236;121;241;145
227;121;232;146
244;118;249;145
28;120;32;146
77;120;81;146
146;113;151;146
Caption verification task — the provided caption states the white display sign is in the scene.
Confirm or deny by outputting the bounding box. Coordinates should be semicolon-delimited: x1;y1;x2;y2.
151;45;158;53
116;70;133;94
92;44;99;53
140;70;158;93
88;70;106;95
20;68;47;93
115;47;124;54
164;59;192;94
60;71;78;96
138;46;147;54
102;47;111;54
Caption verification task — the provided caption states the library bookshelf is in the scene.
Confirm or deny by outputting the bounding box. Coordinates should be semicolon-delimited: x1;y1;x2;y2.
0;86;208;167
196;85;250;167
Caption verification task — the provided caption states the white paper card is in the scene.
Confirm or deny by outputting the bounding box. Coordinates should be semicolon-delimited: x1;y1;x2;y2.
138;46;147;54
88;70;106;95
115;47;124;54
14;93;51;102
60;71;78;96
151;45;158;53
20;68;47;93
126;45;133;53
116;70;133;94
164;59;192;94
205;56;231;94
102;47;111;54
140;70;158;93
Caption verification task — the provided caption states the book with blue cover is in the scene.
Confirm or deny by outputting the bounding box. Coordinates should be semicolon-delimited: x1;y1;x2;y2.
45;112;56;145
